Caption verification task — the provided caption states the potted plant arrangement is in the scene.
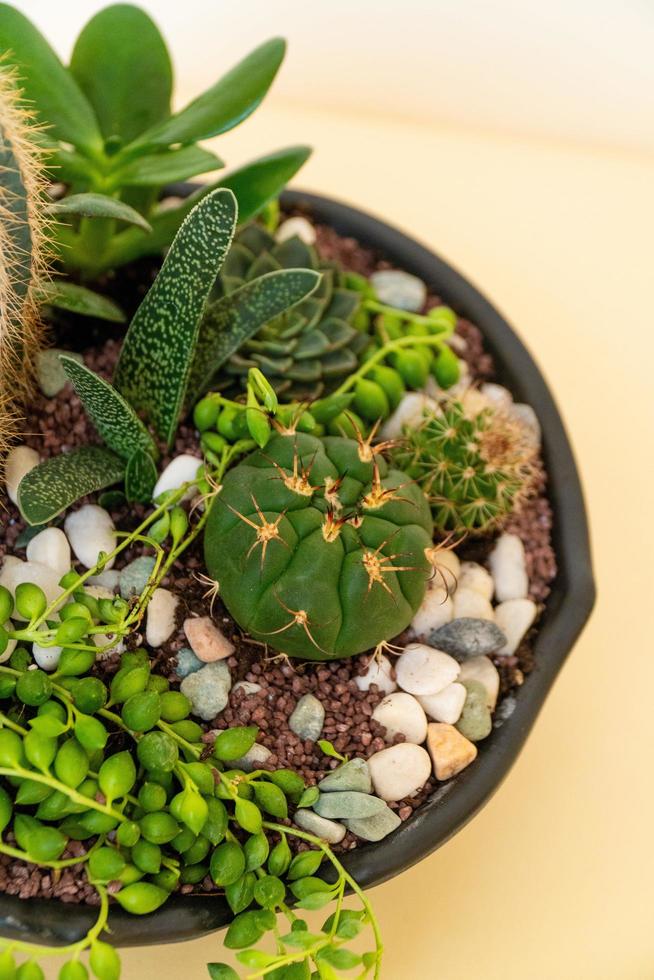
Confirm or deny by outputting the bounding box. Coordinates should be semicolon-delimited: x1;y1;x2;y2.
0;4;594;978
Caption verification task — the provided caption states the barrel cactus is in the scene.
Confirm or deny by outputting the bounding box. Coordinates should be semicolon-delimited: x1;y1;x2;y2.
204;432;433;659
215;224;369;397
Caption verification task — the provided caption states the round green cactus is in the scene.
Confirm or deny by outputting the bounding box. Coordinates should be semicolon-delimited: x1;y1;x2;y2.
204;432;433;660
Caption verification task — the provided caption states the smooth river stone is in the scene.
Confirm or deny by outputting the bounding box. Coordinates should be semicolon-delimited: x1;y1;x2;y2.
428;618;507;659
371;269;427;312
26;528;71;578
489;533;529;601
494;598;537;655
452;587;494;622
425;546;460;593
457;561;493;601
418;682;467;725
458;656;500;710
354;654;397;695
4;446;39;505
289;693;325;742
313;791;386;820
145;588;179;648
119;556;156;599
184;616;235;663
276;216;317;245
294;808;346;844
372;692;428;744
0;558;64;619
36;348;83;397
456;680;493;742
64;504;116;570
368;743;432;802
426;722;477;780
318;758;372;794
380;392;438;440
410;586;453;639
180;660;231;721
395;643;460;696
152;454;201;502
345;806;402;842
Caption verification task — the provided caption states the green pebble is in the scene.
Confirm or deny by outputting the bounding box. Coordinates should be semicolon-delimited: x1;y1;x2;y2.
456;680;493;742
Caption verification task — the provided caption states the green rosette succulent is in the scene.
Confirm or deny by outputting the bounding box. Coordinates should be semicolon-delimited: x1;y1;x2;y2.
216;224;370;397
204;432;433;660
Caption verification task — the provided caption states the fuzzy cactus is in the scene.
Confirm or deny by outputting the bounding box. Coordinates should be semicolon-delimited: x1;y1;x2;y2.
391;397;536;533
204;432;433;660
0;66;49;457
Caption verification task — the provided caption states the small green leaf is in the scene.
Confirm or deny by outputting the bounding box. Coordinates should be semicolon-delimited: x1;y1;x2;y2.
294;890;336;912
252;781;288;820
49;193;152;232
17;446;125;525
38;281;126;323
114;145;224;188
317;739;347;763
210;840;245;887
124;448;158;503
288;850;323;881
225;871;256;915
59;355;157;463
234;797;262;835
211;725;258;762
0;4;102;152
207;966;239;980
114;188;237;446
70;4;173;144
296;786;320;809
133;38;285;149
113;881;169;915
188;268;320;399
224;909;269;950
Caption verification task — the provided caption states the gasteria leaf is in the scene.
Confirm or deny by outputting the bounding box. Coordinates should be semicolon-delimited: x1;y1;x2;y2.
105;145;312;267
0;4;102;153
69;3;173;144
17;446;125;525
187;268;321;401
49;193;152;232
59;355;158;462
132;37;286;149
114;188;237;446
112;145;224;188
38;282;126;323
124;449;158;504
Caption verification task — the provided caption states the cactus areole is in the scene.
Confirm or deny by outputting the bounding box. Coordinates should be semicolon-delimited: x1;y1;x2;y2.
204;432;433;659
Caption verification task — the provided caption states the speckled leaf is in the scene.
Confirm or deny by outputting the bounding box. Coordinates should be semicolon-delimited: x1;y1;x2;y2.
17;447;125;525
124;448;158;503
114;188;237;446
188;268;320;400
59;355;157;462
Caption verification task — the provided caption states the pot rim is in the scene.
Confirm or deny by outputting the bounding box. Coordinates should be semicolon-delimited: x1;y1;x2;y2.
0;188;595;949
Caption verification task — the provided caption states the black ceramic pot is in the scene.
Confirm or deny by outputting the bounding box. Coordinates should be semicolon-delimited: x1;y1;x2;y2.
0;190;595;948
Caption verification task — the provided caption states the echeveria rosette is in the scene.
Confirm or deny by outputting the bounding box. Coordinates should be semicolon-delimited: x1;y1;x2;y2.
204;432;433;660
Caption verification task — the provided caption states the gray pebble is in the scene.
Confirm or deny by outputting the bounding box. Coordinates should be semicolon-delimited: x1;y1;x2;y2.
345;806;402;842
289;693;325;742
36;349;83;397
456;680;492;742
313;791;387;819
119;556;157;600
293;808;346;844
175;646;204;679
230;743;272;773
180;660;231;721
370;269;427;312
318;758;372;795
429;617;507;659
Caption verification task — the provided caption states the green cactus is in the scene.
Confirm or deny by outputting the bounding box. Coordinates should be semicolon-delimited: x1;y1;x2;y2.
215;224;370;398
391;397;536;534
204;431;433;660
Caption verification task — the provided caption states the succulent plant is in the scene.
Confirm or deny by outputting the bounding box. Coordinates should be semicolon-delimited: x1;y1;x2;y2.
215;224;370;397
391;397;536;533
204;431;433;660
0;66;50;458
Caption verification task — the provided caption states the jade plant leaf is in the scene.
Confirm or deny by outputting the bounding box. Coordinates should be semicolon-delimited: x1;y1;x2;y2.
17;447;125;525
59;355;158;462
132;38;286;150
49;193;152;232
0;4;102;154
38;282;125;323
69;3;173;144
124;449;158;504
188;268;321;400
105;146;312;267
113;145;224;188
115;188;237;446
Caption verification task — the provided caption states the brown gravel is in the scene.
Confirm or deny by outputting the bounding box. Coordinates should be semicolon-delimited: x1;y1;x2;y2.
0;214;556;904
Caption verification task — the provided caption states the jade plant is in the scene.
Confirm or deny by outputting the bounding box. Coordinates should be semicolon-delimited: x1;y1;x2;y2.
0;464;383;979
0;3;310;279
392;397;537;533
204;431;434;659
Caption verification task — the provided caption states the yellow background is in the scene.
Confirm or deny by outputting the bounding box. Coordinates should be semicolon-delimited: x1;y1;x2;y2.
47;105;653;978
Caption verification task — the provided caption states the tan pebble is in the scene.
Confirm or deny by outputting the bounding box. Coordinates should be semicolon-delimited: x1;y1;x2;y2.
458;561;493;601
410;586;453;638
4;446;40;504
426;722;477;780
184;616;235;662
452;587;494;622
425;546;460;593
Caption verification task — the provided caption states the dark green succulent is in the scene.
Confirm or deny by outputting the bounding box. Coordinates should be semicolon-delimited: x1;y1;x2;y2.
215;224;371;397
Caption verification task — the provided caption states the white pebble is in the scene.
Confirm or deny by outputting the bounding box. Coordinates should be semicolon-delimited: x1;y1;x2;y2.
0;558;65;620
480;383;513;409
293;808;346;845
354;654;397;695
380;392;438;440
232;681;263;696
418;682;467;725
410;586;453;639
275;216;317;245
0;622;16;664
372;692;428;744
395;643;459;696
230;743;272;772
3;446;39;505
368;742;432;802
452;587;494;622
458;656;500;710
145;588;179;648
26;528;71;578
152;455;202;503
460;386;490;417
425;547;460;593
93;631;125;657
87;570;121;592
64;505;116;570
32;639;63;671
489;533;529;601
511;403;541;449
457;561;493;601
495;599;537;655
